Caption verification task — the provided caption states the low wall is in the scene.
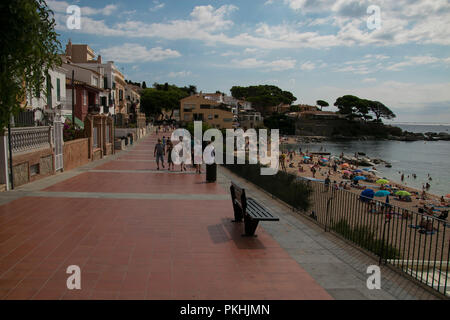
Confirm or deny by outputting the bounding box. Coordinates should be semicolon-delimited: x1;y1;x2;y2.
12;148;54;187
63;138;89;171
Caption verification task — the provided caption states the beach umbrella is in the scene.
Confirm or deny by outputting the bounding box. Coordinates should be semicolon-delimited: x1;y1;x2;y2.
446;194;450;198
376;179;389;184
375;190;390;197
360;189;375;202
395;191;411;196
354;169;363;173
354;176;367;181
362;168;371;171
303;156;311;159
341;163;349;168
343;170;352;174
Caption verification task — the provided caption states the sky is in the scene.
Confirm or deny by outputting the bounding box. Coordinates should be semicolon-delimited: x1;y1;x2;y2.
48;0;450;123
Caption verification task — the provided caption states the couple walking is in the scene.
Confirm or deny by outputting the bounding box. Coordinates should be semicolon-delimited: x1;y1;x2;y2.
154;136;204;173
154;136;175;171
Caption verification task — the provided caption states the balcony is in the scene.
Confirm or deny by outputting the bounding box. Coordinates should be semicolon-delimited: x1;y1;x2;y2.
88;104;101;114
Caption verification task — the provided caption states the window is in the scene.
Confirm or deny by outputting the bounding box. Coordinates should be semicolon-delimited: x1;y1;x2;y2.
119;90;123;101
83;90;87;105
183;108;192;113
214;115;219;119
200;104;211;109
184;114;190;121
208;114;213;120
104;77;108;89
56;78;61;102
193;113;204;121
92;77;98;87
223;118;233;122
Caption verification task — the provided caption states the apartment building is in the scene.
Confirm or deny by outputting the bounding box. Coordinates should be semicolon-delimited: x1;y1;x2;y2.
26;66;67;113
125;83;141;114
64;40;116;115
180;94;236;129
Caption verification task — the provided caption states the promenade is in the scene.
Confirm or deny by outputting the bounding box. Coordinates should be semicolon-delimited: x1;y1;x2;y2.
0;130;438;300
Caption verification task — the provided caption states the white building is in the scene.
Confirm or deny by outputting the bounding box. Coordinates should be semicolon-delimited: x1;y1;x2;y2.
26;66;67;123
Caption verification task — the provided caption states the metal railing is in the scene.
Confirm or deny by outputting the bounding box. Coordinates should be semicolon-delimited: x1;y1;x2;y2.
10;126;53;154
224;162;449;298
13;110;35;127
305;179;449;297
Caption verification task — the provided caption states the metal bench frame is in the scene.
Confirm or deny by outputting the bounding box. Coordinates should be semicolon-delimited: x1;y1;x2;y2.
230;182;279;237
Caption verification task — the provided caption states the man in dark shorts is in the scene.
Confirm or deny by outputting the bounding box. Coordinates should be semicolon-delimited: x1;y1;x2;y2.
154;139;165;170
166;140;174;171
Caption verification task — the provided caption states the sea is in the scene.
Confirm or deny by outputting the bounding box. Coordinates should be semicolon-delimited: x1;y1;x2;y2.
283;123;450;197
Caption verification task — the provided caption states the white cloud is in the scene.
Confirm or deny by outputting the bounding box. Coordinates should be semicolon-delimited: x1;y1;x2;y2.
168;71;192;78
230;58;296;71
385;55;445;71
244;48;258;54
335;54;450;74
221;51;239;57
99;44;181;63
149;2;165;12
51;1;450;51
362;78;377;83
300;61;315;71
48;1;118;16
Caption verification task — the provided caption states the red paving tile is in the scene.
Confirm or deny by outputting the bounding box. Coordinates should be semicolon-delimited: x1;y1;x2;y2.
95;160;157;171
44;172;227;195
0;134;332;300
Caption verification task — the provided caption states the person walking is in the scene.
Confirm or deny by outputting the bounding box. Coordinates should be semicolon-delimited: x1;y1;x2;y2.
154;139;165;170
178;136;187;172
166;140;174;171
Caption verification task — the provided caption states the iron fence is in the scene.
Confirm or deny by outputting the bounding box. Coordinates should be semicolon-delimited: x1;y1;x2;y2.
304;179;449;297
225;163;449;298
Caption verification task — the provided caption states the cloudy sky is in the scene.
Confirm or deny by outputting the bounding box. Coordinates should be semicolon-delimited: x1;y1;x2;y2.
49;0;450;123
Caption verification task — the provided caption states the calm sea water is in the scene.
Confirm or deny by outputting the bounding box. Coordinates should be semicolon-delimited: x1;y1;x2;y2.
284;124;450;197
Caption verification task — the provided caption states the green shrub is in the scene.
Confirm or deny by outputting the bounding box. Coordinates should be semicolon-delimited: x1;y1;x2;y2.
331;219;400;259
224;161;312;211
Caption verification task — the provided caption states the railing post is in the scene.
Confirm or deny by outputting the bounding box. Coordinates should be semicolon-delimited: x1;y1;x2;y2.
379;218;390;265
325;193;333;232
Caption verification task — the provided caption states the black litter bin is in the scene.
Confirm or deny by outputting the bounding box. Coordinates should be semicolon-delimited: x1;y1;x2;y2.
206;163;217;182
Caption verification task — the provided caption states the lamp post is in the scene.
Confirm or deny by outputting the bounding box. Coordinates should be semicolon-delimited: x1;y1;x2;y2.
71;70;75;125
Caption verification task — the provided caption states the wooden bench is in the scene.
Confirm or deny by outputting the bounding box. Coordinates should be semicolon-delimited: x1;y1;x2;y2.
230;182;279;237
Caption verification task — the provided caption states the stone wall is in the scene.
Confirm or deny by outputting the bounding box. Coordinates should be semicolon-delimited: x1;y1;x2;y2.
93;149;102;161
12;148;54;187
295;118;350;136
63;138;89;171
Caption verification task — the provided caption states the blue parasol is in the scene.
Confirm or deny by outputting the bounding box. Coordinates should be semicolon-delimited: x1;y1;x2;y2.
375;190;390;197
360;189;375;202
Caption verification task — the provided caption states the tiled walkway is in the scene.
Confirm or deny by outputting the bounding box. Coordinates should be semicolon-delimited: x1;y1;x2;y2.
0;130;334;300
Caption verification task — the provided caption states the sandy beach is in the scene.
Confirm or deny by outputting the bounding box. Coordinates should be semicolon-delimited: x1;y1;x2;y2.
280;138;449;215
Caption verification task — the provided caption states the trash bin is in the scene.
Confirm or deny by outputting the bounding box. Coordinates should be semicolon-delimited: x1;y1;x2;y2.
206;163;217;182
